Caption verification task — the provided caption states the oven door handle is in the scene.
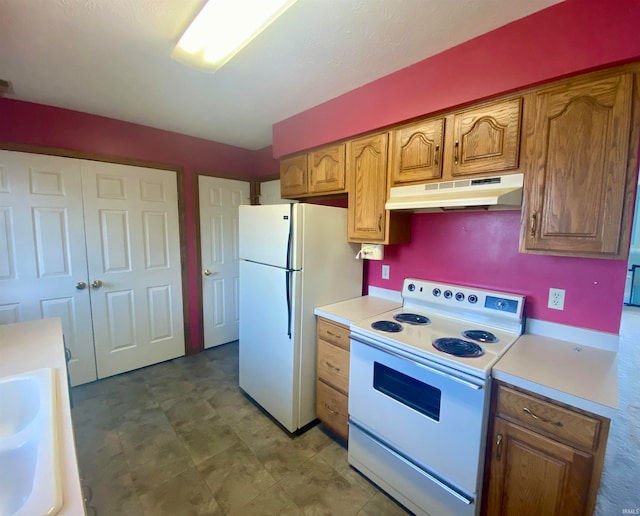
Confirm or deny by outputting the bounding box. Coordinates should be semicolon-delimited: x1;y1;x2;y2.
351;335;484;390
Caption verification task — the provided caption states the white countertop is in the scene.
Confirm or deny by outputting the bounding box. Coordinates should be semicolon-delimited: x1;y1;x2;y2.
493;333;618;419
314;295;402;327
0;318;85;515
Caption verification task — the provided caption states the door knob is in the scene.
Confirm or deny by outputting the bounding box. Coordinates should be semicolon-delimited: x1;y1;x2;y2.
76;281;87;290
92;280;103;288
203;269;216;276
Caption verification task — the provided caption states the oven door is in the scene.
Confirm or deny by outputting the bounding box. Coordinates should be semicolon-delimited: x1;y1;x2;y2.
349;336;489;494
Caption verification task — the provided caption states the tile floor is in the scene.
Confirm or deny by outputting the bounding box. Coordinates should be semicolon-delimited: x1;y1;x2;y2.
71;342;410;516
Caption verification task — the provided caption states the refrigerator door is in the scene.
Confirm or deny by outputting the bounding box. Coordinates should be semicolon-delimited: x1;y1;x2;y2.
238;259;302;432
239;204;300;269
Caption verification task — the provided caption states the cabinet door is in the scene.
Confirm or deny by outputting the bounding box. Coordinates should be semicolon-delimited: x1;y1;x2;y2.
280;154;308;198
347;133;388;242
389;117;445;185
308;143;346;194
451;98;522;177
486;418;592;516
522;73;633;257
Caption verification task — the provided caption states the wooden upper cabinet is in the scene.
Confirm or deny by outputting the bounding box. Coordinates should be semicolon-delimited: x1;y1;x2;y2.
347;133;388;242
521;71;636;258
449;98;522;177
308;143;346;194
389;117;445;185
280;153;308;198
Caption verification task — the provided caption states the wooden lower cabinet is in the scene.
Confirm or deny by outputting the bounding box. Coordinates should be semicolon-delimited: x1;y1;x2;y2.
315;318;350;441
483;383;610;516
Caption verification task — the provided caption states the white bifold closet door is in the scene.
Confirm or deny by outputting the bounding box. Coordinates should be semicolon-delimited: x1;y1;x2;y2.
0;150;184;385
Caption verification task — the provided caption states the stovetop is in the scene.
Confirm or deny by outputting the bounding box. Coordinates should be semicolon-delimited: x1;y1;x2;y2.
350;279;526;379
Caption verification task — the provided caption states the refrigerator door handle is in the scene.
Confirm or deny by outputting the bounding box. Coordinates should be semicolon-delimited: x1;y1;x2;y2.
285;270;292;339
286;203;293;270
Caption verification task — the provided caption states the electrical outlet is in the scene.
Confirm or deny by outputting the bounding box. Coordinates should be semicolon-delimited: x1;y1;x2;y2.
381;265;390;280
548;288;565;310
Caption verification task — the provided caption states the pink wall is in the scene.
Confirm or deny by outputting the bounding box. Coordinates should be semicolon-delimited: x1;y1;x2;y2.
271;0;640;334
367;212;627;333
273;0;640;157
0;98;276;352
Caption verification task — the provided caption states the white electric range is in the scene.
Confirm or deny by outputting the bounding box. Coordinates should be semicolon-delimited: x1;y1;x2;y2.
348;278;525;516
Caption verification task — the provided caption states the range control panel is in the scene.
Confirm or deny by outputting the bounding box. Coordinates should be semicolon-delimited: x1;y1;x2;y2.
402;279;525;320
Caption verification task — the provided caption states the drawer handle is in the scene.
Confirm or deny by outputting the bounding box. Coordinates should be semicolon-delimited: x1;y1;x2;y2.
324;361;341;373
523;407;564;427
326;330;342;339
324;402;339;416
530;211;538;238
496;433;503;461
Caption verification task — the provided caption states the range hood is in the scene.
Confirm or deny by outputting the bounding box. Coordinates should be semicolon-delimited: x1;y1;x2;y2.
385;173;524;212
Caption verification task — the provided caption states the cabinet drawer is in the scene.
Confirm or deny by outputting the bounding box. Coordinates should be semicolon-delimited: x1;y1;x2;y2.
316;380;349;440
317;318;349;350
317;339;349;394
496;385;600;450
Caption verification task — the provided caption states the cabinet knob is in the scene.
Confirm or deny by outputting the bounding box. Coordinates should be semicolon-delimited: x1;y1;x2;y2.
203;269;216;276
76;281;87;290
91;280;103;289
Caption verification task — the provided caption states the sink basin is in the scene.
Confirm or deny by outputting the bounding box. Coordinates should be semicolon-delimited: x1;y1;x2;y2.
0;368;62;516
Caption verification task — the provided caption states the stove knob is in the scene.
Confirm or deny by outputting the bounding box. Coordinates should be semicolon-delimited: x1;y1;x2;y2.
408;283;416;292
497;299;507;310
455;292;465;302
432;288;441;297
444;290;453;299
468;294;478;304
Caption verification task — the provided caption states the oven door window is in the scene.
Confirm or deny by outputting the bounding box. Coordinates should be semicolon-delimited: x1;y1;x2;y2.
373;362;441;421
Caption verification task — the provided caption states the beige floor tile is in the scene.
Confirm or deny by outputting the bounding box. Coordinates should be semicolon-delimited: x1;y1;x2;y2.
176;415;240;465
279;454;371;516
88;471;145;516
225;484;301;516
162;392;217;428
197;440;277;513
137;467;223;516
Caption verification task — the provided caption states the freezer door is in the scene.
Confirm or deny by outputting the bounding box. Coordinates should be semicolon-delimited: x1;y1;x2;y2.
239;204;299;269
238;259;302;432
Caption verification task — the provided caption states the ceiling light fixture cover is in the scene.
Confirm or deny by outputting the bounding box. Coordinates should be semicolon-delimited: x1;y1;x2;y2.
172;0;298;72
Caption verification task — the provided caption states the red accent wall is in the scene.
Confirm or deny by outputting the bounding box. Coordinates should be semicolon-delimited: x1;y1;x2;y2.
273;0;640;157
0;98;275;352
271;0;640;334
367;212;626;333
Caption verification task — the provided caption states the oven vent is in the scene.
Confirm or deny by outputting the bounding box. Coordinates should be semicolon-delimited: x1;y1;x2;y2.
385;173;524;212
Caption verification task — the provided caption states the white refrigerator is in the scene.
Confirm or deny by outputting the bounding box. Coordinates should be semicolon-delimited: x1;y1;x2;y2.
238;203;363;432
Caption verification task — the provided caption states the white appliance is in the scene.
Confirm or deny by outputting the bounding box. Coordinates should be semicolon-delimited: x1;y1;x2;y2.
238;203;363;433
348;278;525;516
385;173;524;212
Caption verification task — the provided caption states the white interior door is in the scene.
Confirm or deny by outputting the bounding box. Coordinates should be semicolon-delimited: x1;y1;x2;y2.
0;150;97;385
81;161;184;378
199;176;250;348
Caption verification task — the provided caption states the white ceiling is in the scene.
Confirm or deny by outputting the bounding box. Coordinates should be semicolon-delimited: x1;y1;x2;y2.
0;0;562;151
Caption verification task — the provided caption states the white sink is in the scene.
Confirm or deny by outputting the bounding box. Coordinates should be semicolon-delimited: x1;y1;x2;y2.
0;368;62;516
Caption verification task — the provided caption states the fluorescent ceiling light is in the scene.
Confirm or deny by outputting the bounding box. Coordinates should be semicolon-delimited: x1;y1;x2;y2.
172;0;298;72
